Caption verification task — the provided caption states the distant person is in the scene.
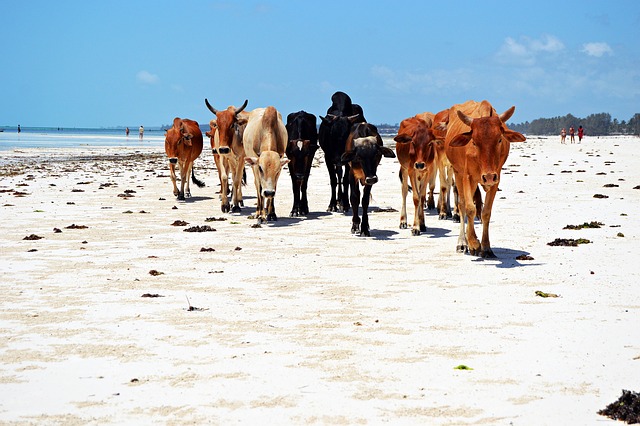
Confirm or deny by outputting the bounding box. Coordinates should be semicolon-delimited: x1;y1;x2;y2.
126;127;130;136
578;125;584;142
560;128;566;144
17;124;21;133
139;125;144;139
569;125;575;143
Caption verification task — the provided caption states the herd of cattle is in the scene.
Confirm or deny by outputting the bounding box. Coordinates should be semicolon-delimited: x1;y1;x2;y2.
163;91;526;258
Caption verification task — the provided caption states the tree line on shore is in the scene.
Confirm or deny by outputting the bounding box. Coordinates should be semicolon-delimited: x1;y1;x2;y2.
508;112;640;136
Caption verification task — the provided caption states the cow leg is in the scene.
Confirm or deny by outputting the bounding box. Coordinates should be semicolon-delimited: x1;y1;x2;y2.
177;161;187;200
437;163;450;219
414;174;427;235
399;168;409;229
461;180;481;256
427;165;436;211
325;162;338;212
349;175;361;234
184;161;193;198
231;160;244;213
340;163;351;213
219;158;231;213
300;176;310;215
453;173;468;253
290;174;302;217
360;184;372;237
336;164;345;212
479;185;498;258
169;163;179;197
266;197;277;221
449;167;459;222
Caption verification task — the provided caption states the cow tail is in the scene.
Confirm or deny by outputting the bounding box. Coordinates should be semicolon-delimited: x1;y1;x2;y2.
399;169;412;192
473;186;483;219
242;168;247;185
191;169;205;188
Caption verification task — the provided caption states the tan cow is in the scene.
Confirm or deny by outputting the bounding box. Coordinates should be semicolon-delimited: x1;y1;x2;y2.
205;99;249;213
164;117;204;200
395;115;437;235
445;100;526;258
243;106;289;222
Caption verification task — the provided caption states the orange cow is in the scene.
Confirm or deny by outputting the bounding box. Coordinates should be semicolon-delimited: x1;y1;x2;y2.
205;99;249;213
164;117;204;200
394;115;437;235
445;100;525;257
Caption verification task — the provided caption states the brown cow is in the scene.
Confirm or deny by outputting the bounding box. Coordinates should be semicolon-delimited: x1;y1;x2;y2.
395;116;437;235
243;106;289;223
445;100;526;258
164;117;204;200
205;99;249;213
341;122;395;236
417;110;457;220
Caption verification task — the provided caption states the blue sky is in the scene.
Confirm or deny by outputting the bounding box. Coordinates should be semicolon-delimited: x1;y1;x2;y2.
1;0;639;128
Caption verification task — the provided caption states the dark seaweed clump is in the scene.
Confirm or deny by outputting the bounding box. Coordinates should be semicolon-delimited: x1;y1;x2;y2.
547;238;591;246
184;225;216;232
598;390;640;424
563;221;604;230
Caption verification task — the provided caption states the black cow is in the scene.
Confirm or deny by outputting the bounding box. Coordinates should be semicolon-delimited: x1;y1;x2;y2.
318;91;365;212
341;123;396;236
285;111;318;217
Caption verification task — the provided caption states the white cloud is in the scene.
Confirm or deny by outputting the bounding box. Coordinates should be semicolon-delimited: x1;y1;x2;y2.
136;70;160;85
581;42;613;57
496;34;565;66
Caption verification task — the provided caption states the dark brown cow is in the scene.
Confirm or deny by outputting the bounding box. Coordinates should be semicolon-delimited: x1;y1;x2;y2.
164;117;204;200
205;99;249;213
285;111;318;217
445;100;526;257
395;116;437;235
341;123;395;236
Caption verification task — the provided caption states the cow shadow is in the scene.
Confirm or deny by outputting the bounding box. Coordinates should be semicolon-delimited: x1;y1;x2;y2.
370;229;399;240
178;195;215;203
470;247;540;269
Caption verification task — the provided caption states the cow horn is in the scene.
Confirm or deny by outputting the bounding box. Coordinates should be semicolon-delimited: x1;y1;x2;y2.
499;106;516;123
234;99;248;115
205;98;218;115
456;110;474;127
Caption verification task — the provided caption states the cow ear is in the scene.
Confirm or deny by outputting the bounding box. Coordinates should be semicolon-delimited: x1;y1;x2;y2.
449;132;472;147
504;130;526;143
381;146;396;158
394;134;411;144
237;117;248;126
341;151;355;164
245;157;258;166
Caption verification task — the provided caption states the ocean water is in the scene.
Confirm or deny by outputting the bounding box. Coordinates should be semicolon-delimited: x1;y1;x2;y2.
0;127;166;151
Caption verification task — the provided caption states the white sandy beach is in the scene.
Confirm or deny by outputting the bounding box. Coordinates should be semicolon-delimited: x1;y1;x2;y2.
1;135;639;424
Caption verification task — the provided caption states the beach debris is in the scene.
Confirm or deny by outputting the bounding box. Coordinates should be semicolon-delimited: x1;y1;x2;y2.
453;365;474;370
141;293;164;298
593;194;609;199
53;228;62;233
618;233;625;237
124;189;136;194
159;197;166;200
66;202;75;205
183;225;215;232
535;290;560;298
634;185;640;190
148;270;164;276
603;183;619;188
250;223;262;228
598;390;640;424
516;254;534;260
372;207;398;213
23;234;43;240
563;221;604;230
28;249;37;252
200;247;215;252
596;172;607;175
13;191;29;197
172;206;178;210
65;224;88;229
71;189;84;193
171;220;188;226
209;270;224;274
548;238;591;247
234;246;242;251
205;216;227;222
123;210;134;214
185;295;208;312
77;181;92;185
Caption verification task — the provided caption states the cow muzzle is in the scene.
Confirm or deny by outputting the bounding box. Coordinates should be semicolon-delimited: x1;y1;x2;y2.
263;190;276;198
482;173;499;186
218;147;231;155
365;176;378;185
169;158;178;164
414;162;425;170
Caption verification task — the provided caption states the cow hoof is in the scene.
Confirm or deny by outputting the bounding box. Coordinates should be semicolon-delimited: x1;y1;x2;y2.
231;206;241;213
452;214;460;223
438;213;448;220
361;230;371;237
411;228;421;236
420;224;427;232
327;205;337;213
221;204;230;213
173;190;179;196
177;194;185;201
351;225;360;234
267;213;278;221
399;222;407;229
456;245;467;253
481;249;497;259
185;192;191;198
